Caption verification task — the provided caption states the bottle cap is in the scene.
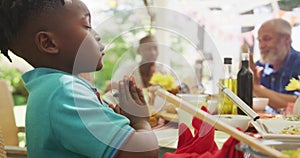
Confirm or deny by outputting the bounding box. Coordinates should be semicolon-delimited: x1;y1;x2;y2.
224;57;232;64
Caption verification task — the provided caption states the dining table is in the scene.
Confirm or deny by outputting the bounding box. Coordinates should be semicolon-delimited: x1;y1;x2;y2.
13;102;300;157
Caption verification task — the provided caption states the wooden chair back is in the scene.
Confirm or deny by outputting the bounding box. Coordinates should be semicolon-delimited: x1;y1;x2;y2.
0;79;19;146
0;127;7;158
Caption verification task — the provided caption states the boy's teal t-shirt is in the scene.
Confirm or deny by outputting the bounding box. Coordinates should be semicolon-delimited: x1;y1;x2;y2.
22;68;134;158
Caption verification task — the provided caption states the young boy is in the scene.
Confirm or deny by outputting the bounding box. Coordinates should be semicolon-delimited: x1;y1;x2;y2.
0;0;158;157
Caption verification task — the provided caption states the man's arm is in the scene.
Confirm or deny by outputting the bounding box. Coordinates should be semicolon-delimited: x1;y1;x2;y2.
253;84;297;110
250;53;297;110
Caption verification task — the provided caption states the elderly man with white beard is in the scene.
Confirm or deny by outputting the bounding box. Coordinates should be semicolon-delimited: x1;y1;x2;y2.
251;18;300;114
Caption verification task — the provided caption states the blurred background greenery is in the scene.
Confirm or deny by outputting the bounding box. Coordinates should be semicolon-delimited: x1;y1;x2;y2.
0;64;28;105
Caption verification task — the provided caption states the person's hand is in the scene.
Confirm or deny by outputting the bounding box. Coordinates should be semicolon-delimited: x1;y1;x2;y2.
249;53;263;85
253;66;263;85
249;53;256;72
118;76;150;130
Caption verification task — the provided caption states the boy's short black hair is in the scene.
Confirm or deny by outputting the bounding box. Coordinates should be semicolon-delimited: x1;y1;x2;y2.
0;0;65;62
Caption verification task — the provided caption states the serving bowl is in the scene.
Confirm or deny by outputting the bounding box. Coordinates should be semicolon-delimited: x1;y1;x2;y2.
253;97;269;112
214;114;252;131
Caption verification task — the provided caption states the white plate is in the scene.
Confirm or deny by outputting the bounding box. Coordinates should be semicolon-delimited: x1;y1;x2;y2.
214;131;230;148
154;129;178;149
252;118;300;140
154;128;230;149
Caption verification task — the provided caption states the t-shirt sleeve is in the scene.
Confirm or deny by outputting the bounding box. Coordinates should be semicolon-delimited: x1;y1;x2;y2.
50;79;134;158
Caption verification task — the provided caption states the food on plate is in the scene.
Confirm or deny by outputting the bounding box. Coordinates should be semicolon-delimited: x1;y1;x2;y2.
148;106;159;127
224;116;232;119
164;103;177;114
258;113;276;119
282;148;300;158
279;125;300;135
285;115;300;121
158;103;178;122
149;114;159;127
241;141;300;157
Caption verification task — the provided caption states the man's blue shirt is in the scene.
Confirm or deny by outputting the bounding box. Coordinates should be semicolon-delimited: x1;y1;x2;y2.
256;47;300;96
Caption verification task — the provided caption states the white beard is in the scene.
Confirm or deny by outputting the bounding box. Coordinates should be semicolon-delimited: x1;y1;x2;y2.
260;53;279;65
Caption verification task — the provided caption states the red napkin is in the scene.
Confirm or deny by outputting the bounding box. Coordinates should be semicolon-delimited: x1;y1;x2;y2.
163;106;244;158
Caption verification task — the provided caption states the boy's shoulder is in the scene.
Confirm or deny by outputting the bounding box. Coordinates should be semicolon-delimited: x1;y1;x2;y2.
22;68;91;91
23;68;70;82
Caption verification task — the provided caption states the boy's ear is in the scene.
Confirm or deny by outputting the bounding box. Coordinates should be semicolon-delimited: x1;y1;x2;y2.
35;31;59;54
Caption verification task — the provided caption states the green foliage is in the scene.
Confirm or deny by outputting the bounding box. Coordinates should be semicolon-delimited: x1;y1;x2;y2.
92;5;156;91
0;65;28;105
94;36;134;91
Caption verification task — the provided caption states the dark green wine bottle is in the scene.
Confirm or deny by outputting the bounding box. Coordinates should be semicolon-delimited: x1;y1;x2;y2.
237;45;253;115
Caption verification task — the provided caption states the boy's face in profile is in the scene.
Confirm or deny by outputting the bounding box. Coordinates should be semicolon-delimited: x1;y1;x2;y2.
47;0;105;73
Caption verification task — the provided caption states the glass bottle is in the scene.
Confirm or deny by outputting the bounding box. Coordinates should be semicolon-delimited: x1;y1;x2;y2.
218;57;237;114
237;44;253;115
